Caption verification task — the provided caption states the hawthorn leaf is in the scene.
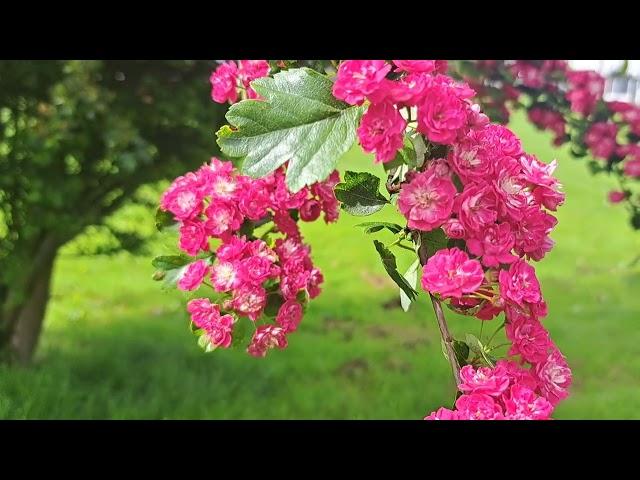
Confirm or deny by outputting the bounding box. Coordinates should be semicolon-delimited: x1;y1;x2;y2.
373;240;418;301
334;171;389;216
217;68;364;192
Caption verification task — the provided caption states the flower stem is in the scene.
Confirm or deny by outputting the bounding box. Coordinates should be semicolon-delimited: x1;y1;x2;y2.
486;320;506;347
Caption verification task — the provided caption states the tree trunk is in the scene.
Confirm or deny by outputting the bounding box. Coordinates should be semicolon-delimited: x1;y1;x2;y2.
0;235;59;365
11;248;57;364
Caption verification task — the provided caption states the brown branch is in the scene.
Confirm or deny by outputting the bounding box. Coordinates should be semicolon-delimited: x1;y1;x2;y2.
416;232;461;387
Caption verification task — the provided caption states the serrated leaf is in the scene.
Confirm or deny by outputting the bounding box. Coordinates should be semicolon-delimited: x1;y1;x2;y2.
151;254;191;271
334;171;389;216
373;240;418;301
354;222;404;235
400;258;420;312
231;317;252;347
421;229;448;258
217;68;364;192
155;208;176;232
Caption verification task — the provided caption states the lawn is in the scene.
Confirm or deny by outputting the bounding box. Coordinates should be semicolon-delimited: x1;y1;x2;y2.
1;112;639;419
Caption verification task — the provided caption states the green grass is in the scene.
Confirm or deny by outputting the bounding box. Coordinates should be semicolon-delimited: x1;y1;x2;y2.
1;112;639;419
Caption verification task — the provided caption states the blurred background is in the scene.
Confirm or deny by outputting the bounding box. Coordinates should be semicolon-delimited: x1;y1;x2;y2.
0;60;639;419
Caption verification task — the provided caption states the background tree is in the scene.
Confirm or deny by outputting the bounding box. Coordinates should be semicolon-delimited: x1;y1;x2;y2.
0;60;225;364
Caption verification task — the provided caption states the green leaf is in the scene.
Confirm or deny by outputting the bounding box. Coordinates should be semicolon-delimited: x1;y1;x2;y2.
264;293;285;317
400;258;420;312
231;317;252;347
420;228;448;258
373;240;418;301
395;135;417;168
442;338;470;366
334;171;389;216
410;133;427;168
452;340;470;366
151;254;191;271
465;333;494;367
197;333;212;352
354;221;404;235
217;68;365;192
155;208;175;232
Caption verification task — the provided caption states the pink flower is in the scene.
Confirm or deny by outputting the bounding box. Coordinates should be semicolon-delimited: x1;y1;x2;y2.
312;170;341;223
247;324;288;358
210;260;239;292
421;248;485;299
455;183;498;234
216;236;247;262
498;259;542;307
503;385;554;420
449;130;495;182
186;299;235;349
210;61;239;104
466;222;517;268
584;122;618;160
397;171;457;231
498;360;539;391
528;108;566;145
534;347;572;406
511;61;546;88
455;394;504;420
424;407;459;420
458;364;511;396
204;201;243;237
187;298;219;330
237;180;270;220
178;220;209;256
608;190;627;203
160;173;203;221
239;255;277;286
370;73;430;106
203;314;235;349
493;158;530;221
299;198;322;222
506;316;551;363
238;60;270;99
177;260;209;292
276;300;303;332
273;210;301;239
357;102;407;163
307;268;324;299
434;60;448;74
624;159;640;178
512;206;557;261
617;144;640;162
417;79;473;145
520;156;565;211
231;284;267;321
332;60;391;105
247;239;278;263
393;60;436;73
442;219;465;239
566;70;605;116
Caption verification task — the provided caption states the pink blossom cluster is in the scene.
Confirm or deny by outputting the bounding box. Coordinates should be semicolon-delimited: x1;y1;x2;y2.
456;60;640;208
333;60;491;163
425;360;565;420
209;60;270;104
160;157;339;357
331;60;571;419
